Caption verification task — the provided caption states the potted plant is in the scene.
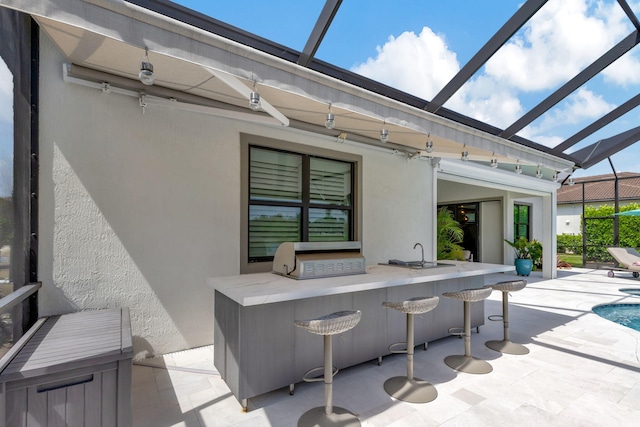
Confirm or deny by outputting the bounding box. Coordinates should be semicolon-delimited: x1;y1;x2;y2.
505;237;542;276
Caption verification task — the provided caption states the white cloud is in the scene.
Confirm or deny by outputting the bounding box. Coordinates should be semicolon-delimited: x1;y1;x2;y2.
0;58;13;124
520;88;615;141
350;0;634;145
602;53;640;86
447;75;524;128
485;0;627;91
351;27;459;100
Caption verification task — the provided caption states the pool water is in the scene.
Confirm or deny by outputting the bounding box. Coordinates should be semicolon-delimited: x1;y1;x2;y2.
620;288;640;296
593;304;640;332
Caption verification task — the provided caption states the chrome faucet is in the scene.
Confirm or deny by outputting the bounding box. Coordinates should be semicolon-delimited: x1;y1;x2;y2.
414;242;425;266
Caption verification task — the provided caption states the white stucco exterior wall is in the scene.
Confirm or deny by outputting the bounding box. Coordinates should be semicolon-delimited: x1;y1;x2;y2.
37;34;435;356
557;204;583;235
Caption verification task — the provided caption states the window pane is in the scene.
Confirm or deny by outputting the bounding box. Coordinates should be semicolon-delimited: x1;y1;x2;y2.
309;208;349;241
249;205;300;259
0;56;14;357
517;225;529;240
250;147;302;202
310;157;351;206
518;206;529;223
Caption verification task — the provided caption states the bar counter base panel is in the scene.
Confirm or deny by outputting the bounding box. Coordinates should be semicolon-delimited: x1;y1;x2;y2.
444;355;493;374
383;376;438;403
485;340;530;355
297;407;361;427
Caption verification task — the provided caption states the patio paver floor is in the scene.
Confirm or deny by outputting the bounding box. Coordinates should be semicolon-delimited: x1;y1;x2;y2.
132;268;640;426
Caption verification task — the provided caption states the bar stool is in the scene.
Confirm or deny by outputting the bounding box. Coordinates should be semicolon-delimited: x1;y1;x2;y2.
442;287;493;374
294;310;362;427
382;296;439;403
485;280;529;355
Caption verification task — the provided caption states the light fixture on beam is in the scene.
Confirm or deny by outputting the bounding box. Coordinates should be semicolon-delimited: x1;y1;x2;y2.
380;128;389;143
568;177;575;186
515;161;522;174
490;158;498;168
461;151;469;162
139;47;155;86
552;171;558;181
249;81;261;111
536;166;543;179
425;134;434;153
325;103;335;129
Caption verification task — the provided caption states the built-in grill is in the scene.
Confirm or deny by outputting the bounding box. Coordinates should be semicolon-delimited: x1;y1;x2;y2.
272;241;366;279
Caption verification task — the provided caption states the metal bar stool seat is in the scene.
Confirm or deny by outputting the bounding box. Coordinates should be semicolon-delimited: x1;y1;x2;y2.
442;287;493;374
294;310;362;427
382;296;439;403
485;280;529;355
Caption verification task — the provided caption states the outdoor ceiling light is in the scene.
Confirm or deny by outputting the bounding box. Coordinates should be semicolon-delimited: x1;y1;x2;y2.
515;163;522;174
461;151;469;162
325;113;335;130
380;128;389;143
249;80;261;111
249;91;261;111
325;103;335;129
490;158;498;168
536;166;543;179
425;137;434;153
139;47;155;86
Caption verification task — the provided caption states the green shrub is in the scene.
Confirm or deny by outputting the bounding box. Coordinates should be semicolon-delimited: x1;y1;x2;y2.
557;234;582;255
583;203;640;261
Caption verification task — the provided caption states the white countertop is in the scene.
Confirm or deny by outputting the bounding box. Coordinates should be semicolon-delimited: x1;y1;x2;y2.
208;261;515;306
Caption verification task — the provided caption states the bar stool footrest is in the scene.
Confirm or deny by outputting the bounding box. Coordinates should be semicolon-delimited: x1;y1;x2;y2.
388;342;407;354
448;326;464;337
302;365;339;383
487;314;504;321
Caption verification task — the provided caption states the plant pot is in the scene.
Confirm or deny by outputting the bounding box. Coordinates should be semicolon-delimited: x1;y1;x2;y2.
515;258;533;276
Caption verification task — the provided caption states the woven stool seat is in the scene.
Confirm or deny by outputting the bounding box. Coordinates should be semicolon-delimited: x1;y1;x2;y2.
383;296;439;314
443;287;492;303
295;310;361;336
488;280;526;293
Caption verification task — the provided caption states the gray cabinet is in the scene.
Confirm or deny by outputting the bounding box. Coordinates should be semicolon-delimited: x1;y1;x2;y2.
214;276;485;407
0;308;133;427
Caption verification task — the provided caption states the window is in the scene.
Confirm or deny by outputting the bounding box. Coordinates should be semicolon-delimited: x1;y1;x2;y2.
0;11;39;351
241;135;360;272
514;204;530;240
249;146;353;261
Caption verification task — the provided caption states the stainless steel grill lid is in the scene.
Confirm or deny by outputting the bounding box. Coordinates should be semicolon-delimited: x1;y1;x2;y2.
272;242;366;279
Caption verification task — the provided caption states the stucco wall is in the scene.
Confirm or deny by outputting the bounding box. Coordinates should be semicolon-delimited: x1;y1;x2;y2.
37;34;435;356
557;204;583;235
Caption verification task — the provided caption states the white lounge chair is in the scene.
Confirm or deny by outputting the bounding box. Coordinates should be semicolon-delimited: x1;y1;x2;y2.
605;247;640;278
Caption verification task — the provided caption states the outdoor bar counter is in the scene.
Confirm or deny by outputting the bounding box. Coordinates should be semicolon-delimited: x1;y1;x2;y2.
208;261;514;409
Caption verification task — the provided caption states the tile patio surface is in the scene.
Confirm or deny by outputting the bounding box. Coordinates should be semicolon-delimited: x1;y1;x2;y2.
132;268;640;426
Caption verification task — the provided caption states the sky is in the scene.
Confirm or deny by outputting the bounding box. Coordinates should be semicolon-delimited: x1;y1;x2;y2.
1;0;639;185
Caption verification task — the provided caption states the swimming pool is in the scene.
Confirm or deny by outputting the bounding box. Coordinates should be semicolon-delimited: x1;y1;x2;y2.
619;288;640;296
593;304;640;332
